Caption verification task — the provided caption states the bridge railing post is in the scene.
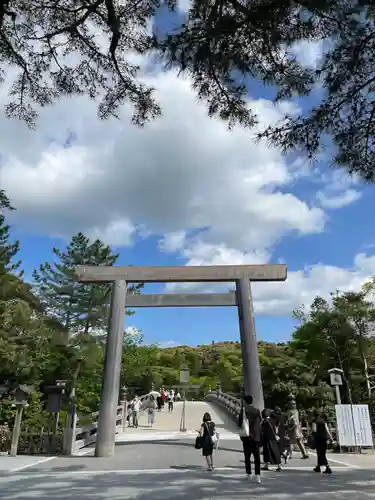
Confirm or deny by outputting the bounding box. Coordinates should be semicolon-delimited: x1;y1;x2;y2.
62;406;77;456
204;389;242;423
119;399;127;432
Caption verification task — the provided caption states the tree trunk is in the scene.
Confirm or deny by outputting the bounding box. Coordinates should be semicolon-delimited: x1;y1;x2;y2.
336;349;353;404
356;323;371;400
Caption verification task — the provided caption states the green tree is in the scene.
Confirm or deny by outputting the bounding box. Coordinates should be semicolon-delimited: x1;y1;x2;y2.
0;0;161;127
2;1;375;180
291;296;364;404
0;211;21;275
0;190;14;211
32;232;130;336
0;207;42;336
260;343;333;416
333;291;375;401
159;0;375;180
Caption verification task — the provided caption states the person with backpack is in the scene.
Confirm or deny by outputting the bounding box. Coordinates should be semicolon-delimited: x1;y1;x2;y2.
238;394;262;483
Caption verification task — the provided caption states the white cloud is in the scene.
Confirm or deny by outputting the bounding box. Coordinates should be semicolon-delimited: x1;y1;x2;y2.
314;169;362;209
178;0;191;11
166;251;375;316
159;340;182;348
253;253;375;315
316;189;362;209
87;218;136;247
1;67;325;256
290;40;325;69
0;54;368;318
124;326;143;342
158;230;187;253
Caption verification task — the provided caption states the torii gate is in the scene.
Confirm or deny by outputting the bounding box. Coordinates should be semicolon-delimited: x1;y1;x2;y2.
75;264;287;457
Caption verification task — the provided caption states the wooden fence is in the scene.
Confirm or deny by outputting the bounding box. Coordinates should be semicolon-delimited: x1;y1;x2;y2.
62;401;126;455
0;401;127;456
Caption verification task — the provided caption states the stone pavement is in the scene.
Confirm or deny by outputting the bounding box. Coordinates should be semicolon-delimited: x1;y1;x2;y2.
0;402;374;499
1;436;373;499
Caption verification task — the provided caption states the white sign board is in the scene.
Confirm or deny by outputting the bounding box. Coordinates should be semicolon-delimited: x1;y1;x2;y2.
335;404;373;447
179;370;189;384
352;405;373;447
335;404;356;446
330;372;343;386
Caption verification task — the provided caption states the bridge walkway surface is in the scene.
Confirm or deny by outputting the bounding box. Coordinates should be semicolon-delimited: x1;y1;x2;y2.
0;402;374;499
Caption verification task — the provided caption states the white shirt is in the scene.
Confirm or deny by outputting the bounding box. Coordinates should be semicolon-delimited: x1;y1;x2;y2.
133;399;141;411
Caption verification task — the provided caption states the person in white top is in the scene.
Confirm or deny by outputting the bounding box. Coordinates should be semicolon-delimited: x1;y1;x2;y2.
168;391;174;412
132;396;141;428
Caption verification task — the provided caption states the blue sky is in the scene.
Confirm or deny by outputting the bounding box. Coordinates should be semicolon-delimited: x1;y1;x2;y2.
2;3;375;348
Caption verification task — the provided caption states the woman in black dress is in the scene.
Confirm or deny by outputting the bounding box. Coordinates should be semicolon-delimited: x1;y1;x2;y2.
261;409;282;471
199;412;216;471
311;413;332;474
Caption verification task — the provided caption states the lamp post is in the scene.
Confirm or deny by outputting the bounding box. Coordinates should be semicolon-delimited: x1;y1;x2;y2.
0;382;10;398
180;364;190;432
10;385;32;457
44;380;67;454
328;368;343;405
328;368;344;453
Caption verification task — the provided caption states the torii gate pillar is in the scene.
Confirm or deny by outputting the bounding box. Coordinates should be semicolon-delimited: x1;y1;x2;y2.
236;278;264;410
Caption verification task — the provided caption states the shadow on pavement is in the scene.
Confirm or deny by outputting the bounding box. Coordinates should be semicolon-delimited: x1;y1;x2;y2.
114;439;242;454
1;468;374;500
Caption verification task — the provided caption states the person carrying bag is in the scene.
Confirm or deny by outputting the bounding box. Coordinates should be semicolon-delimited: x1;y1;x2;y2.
198;412;217;471
238;394;262;483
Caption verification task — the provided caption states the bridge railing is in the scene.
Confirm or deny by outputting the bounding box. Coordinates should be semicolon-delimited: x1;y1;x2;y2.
205;390;241;423
63;391;156;455
63;401;127;455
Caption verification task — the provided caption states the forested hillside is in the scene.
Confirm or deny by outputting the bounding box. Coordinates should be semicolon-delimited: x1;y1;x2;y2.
1;189;375;428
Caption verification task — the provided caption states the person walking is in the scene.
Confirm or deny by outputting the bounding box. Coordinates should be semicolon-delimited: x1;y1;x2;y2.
238;394;262;483
147;395;157;427
168;391;174;412
161;389;167;408
156;395;162;411
261;409;282;472
285;406;309;460
199;412;217;471
274;410;290;464
311;413;332;474
132;396;141;428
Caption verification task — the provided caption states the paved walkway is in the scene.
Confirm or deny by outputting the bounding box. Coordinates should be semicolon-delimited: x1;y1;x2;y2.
0;442;373;499
125;401;238;434
113;401;238;444
1;402;374;498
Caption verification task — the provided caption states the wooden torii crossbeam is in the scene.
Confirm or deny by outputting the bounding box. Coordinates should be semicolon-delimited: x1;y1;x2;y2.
75;264;287;283
74;264;287;458
126;292;237;308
